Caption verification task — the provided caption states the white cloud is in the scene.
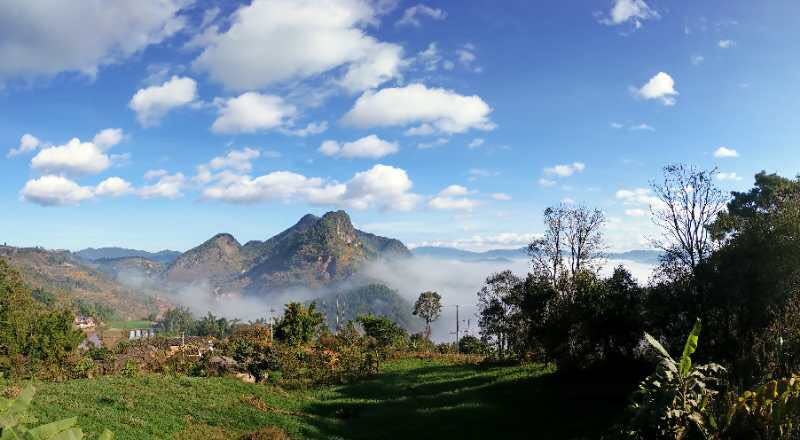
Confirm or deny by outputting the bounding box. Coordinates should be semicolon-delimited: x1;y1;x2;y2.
717;172;743;181
599;0;659;28
616;187;661;208
281;121;328;137
468;138;485;149
491;193;511;201
691;55;705;65
129;76;198;127
713;146;739;158
138;172;186;199
211;92;297;134
342;83;495;134
456;46;477;67
0;0;188;81
92;128;124;150
427;185;479;211
95;177;134;197
417;137;449;149
629;123;655;131
319;135;399;159
7;134;41;157
396;4;446;27
416;43;442;71
339;43;405;93
202;164;420;212
544;162;586;177
610;122;624;129
192;0;403;92
31;138;111;175
208;148;261;173
633;72;678;106
20;175;94;206
718;40;736;49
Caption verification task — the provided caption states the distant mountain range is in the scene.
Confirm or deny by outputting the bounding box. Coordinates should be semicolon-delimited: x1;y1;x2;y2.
412;246;662;265
75;247;181;264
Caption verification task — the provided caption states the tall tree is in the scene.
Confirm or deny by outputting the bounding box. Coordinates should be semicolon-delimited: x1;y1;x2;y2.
528;205;566;287
650;164;728;271
564;205;606;278
529;204;606;286
413;291;442;340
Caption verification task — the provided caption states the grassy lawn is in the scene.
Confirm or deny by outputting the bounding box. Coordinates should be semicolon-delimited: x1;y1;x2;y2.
31;358;637;439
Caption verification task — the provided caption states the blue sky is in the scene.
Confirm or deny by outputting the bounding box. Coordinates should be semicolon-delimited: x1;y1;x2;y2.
1;0;798;253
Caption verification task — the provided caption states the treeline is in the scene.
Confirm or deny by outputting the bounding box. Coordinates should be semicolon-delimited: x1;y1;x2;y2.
475;165;800;438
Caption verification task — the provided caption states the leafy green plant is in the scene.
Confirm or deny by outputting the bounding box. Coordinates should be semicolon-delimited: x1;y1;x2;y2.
724;375;800;438
0;383;113;439
621;319;726;439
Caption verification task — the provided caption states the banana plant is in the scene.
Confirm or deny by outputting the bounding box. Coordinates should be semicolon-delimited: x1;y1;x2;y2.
0;384;113;440
623;319;726;439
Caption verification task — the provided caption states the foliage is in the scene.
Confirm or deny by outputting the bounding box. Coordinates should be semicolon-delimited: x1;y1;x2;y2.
458;335;489;355
412;291;442;339
620;320;727;440
273;303;324;346
193;312;238;339
158;306;194;335
312;284;417;332
725;375;800;439
72;299;116;322
0;259;84;379
0;383;113;439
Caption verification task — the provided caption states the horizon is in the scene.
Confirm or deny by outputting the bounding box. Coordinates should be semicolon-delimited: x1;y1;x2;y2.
2;1;798;254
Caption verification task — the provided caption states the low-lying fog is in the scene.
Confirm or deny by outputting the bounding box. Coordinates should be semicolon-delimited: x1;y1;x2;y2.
123;257;655;343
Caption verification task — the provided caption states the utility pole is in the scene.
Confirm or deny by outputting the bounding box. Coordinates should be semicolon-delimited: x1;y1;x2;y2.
455;304;460;352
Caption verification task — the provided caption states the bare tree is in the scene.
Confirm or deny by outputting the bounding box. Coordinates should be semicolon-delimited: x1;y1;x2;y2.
650;164;728;271
528;204;606;286
564;205;606;278
528;205;566;286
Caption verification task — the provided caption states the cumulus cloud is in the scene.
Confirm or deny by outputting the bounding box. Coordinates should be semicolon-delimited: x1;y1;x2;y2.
416;43;442;72
192;0;403;92
211;92;297;134
538;178;557;187
7;134;41;157
138;172;186;199
92;128;124;150
624;208;648;217
713;146;739;158
599;0;659;28
20;175;94;206
31;138;110;175
95;177;134;197
319;135;399;159
0;0;188;81
491;193;511;201
544;162;586;177
129;76;198;126
202;164;420;212
633;72;678;106
428;185;479;212
718;40;736;49
396;4;446;27
629;123;655;131
342;83;495;134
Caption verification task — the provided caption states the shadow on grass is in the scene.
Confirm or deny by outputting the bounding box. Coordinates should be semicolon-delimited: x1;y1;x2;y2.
304;362;645;440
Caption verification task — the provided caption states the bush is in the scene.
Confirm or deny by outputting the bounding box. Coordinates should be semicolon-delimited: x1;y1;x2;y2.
458;335;489;355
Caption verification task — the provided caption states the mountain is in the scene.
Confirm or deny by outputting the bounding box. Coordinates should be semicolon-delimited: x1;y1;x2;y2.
164;210;412;295
163;233;246;288
413;246;662;265
75;247;181;264
0;245;165;319
91;256;166;284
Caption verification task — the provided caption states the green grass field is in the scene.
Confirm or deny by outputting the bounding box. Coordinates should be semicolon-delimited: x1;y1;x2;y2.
31;358;636;439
